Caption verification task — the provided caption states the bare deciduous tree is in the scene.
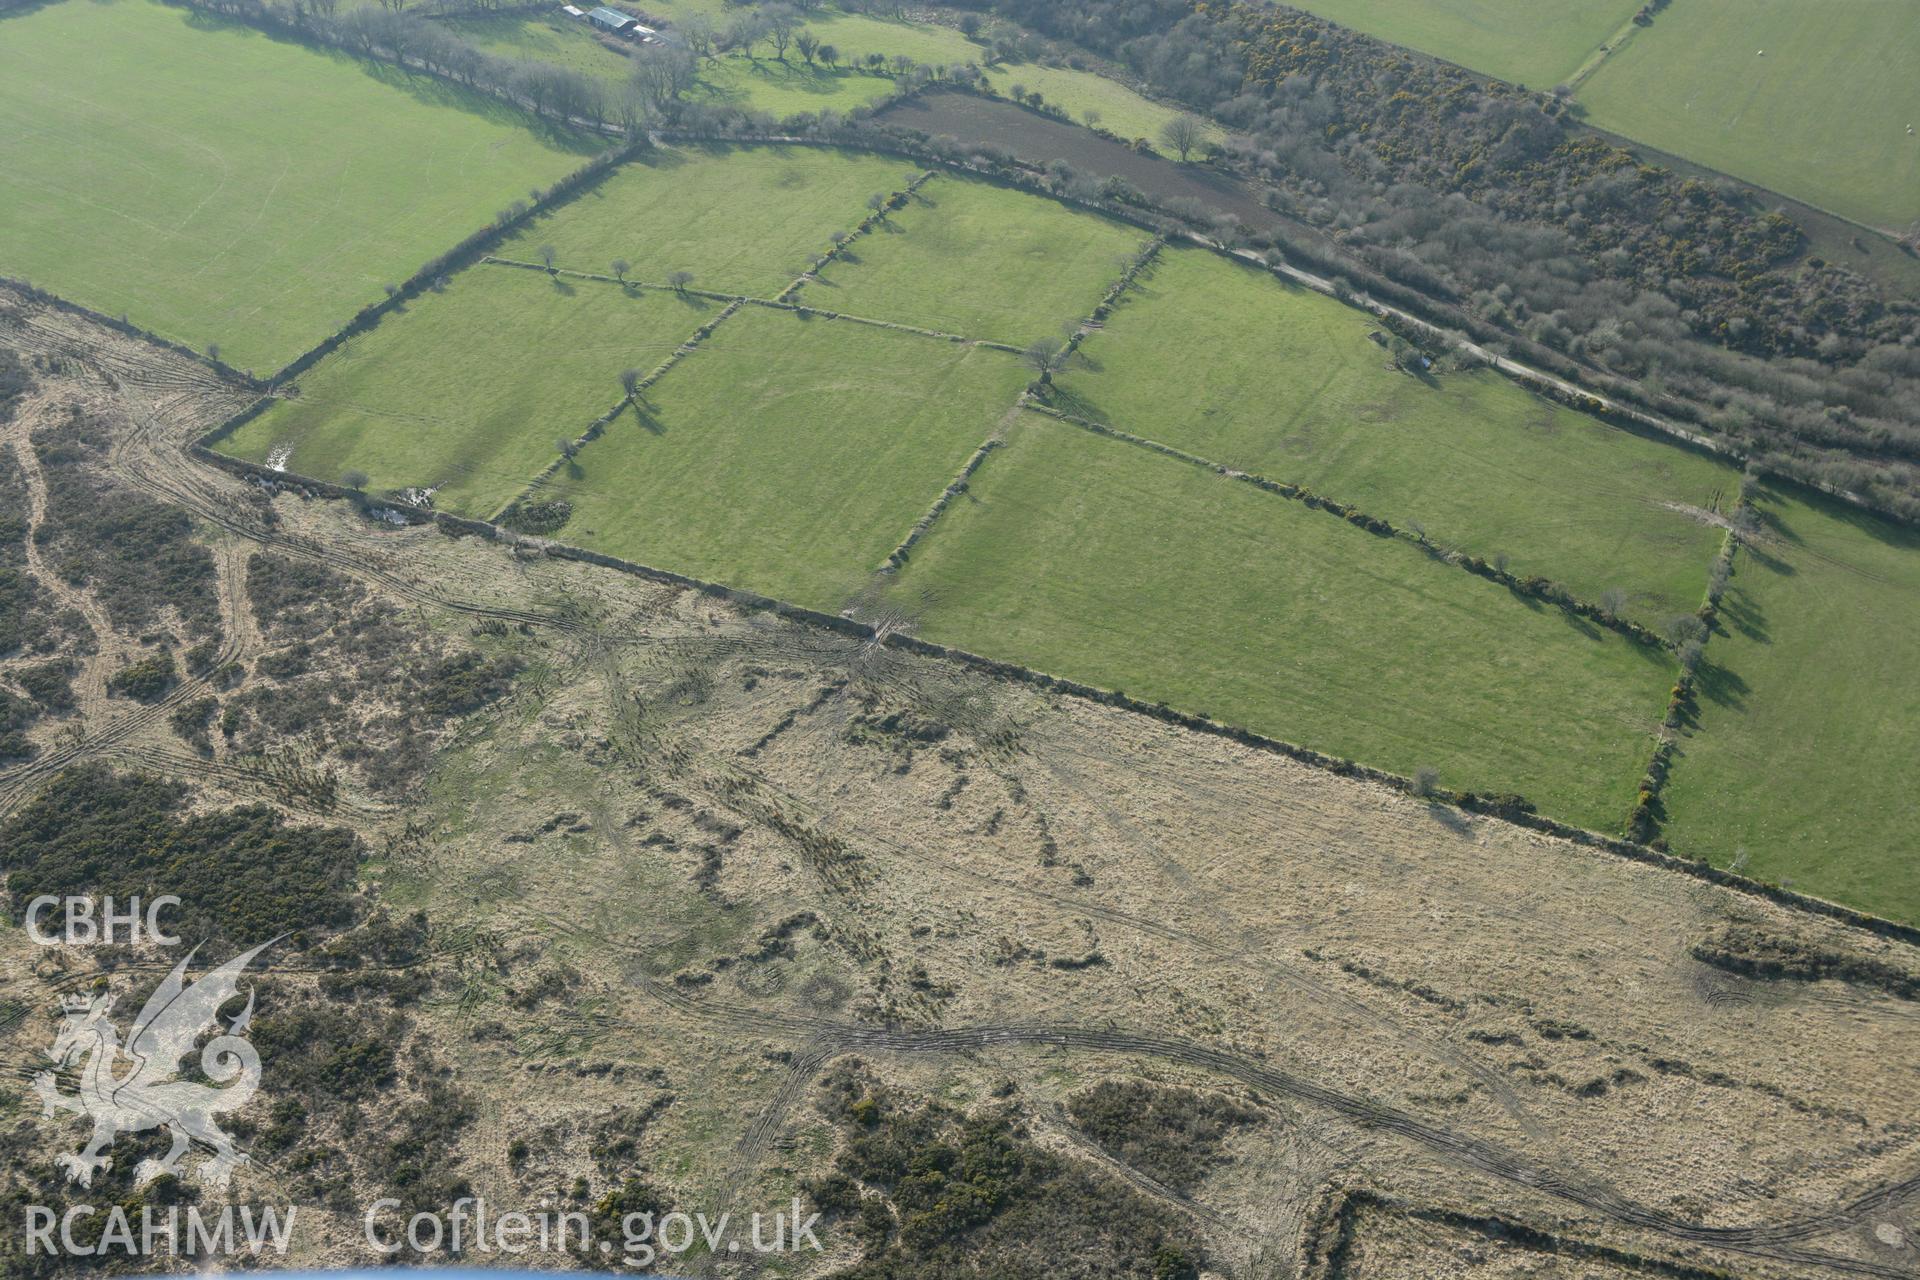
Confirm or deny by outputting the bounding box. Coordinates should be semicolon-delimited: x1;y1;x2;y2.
679;14;715;59
1158;114;1203;162
1022;337;1062;375
630;44;698;114
762;5;799;60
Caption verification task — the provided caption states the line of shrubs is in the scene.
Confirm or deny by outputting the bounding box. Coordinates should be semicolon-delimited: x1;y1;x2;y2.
1029;401;1666;650
263;137;647;390
1624;519;1742;843
882;436;1004;570
775;171;928;303
186;439;1920;947
1048;235;1165;375
1;276;264;388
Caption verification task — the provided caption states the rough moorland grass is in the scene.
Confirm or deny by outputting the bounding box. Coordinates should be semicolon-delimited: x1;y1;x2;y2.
890;413;1673;829
0;0;598;372
496;144;906;297
1283;0;1640;89
1054;247;1736;625
1575;0;1920;231
544;305;1029;609
806;173;1150;344
1661;487;1920;921
220;266;705;516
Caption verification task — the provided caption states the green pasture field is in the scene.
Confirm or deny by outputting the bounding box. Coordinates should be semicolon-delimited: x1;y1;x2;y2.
977;64;1220;146
438;0;1216;153
0;0;599;372
219;265;705;516
646;0;982;67
1574;0;1920;231
1282;0;1641;89
1660;487;1920;922
1052;247;1737;626
542;305;1030;608
691;54;897;117
443;12;634;84
888;412;1673;829
497;144;906;297
805;174;1151;344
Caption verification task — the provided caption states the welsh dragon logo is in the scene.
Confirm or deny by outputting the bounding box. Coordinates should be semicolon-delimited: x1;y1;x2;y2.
34;941;271;1190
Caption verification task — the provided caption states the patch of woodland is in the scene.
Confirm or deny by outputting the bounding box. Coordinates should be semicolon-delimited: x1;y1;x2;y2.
805;1063;1205;1279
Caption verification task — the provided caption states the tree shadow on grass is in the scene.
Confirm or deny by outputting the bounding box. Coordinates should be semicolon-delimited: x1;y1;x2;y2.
629;400;666;436
1553;607;1607;645
1043;384;1113;424
356;60;605;154
1715;583;1770;646
1691;655;1750;714
171;8;604;155
1738;537;1797;578
1;0;66;23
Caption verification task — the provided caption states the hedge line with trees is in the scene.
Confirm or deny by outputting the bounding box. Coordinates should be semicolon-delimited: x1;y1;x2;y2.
937;0;1920;519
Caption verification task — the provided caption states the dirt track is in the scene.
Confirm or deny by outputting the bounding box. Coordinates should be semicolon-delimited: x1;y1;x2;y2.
4;292;1920;1278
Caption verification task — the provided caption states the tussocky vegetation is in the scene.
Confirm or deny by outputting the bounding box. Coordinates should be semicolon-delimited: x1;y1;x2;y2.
203;136;1918;888
5;3;1920;1275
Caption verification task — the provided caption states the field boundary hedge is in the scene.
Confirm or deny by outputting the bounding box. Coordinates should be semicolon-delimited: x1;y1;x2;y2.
880;429;1011;573
861;89;1914;526
479;257;1010;349
488;297;747;523
262;137;644;390
776;168;939;305
658;125;1828;521
0;277;267;390
1624;516;1742;843
1024;401;1671;651
174;440;1920;949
